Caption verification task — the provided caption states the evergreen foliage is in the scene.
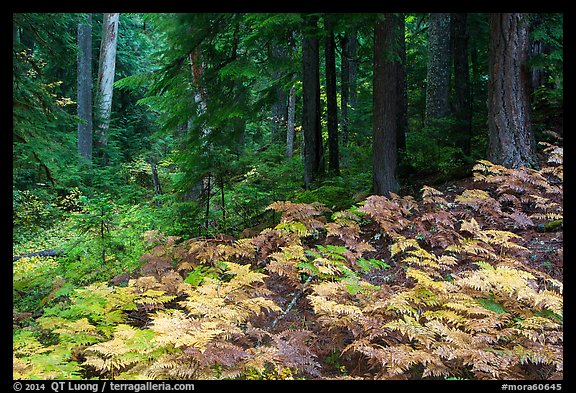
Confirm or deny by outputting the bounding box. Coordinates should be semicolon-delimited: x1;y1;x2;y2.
13;12;563;381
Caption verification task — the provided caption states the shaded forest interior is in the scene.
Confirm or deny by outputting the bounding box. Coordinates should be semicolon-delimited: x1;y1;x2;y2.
14;13;563;242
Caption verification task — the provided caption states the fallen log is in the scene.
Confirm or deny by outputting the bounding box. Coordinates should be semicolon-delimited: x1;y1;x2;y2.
12;249;64;262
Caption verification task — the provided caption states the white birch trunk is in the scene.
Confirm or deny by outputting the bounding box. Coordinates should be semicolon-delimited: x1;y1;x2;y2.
95;13;119;159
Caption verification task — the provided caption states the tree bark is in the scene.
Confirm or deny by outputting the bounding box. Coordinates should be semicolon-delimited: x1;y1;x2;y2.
348;29;359;112
396;15;407;152
487;13;537;168
324;16;339;175
373;14;400;197
188;46;214;205
302;15;323;188
95;13;119;164
452;13;472;155
77;13;93;162
287;83;296;159
425;13;451;125
340;34;349;145
271;45;288;144
150;159;162;195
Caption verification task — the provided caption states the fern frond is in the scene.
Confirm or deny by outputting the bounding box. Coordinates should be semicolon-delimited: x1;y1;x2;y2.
358;195;413;237
421;185;449;206
390;236;421;257
40;317;102;345
266;244;306;286
405;268;453;293
384;314;436;348
267;201;329;232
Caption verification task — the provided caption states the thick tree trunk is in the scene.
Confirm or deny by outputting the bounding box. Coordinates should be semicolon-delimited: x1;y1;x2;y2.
373;14;400;197
77;13;93;162
452;13;472;155
324;16;339;175
95;13;119;164
302;15;323;188
487;13;537;168
425;13;451;125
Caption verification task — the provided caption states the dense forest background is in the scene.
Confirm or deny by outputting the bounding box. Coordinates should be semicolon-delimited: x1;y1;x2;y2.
13;13;563;381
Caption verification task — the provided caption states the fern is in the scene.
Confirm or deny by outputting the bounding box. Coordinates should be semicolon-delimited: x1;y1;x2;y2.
13;328;85;379
14;147;562;380
339;261;563;379
357;194;415;238
83;324;161;379
470;153;563;229
325;210;375;263
267;201;330;234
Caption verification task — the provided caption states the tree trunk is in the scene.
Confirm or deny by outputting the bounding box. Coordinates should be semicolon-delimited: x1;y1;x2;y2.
302;15;323;188
189;47;210;138
340;34;349;145
95;13;119;164
373;14;400;197
452;13;472;156
487;13;537;168
348;29;359;112
324;16;339;175
528;14;546;93
271;45;288;144
425;13;451;125
185;47;216;205
150;159;162;196
77;13;93;162
396;15;407;153
271;87;287;144
287;83;296;159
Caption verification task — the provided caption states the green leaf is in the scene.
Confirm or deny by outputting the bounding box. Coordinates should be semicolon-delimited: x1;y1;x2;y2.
356;258;391;272
477;296;508;314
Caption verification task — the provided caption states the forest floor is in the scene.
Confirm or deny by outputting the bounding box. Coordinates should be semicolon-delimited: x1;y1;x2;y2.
14;143;563;380
265;167;563;378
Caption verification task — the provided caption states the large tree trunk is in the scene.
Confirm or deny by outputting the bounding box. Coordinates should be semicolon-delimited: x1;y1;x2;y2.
77;13;93;162
95;13;119;164
487;13;537;168
324;16;339;175
425;13;451;125
302;15;323;188
452;13;472;156
373;14;401;197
